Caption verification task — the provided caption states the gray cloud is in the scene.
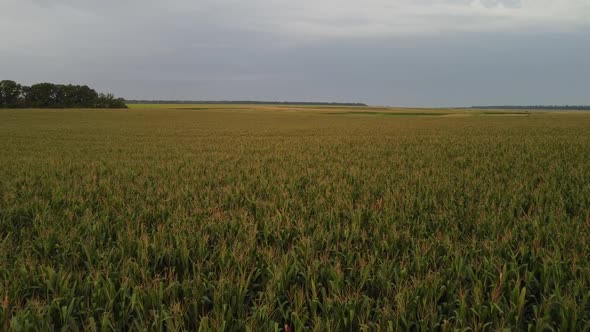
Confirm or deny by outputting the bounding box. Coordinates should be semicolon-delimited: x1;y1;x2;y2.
1;0;589;106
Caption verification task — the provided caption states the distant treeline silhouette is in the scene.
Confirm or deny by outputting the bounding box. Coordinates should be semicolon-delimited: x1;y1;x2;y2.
472;105;590;110
126;100;368;107
0;80;127;108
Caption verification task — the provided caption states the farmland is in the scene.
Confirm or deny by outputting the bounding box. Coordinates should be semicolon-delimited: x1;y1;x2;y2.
1;105;590;330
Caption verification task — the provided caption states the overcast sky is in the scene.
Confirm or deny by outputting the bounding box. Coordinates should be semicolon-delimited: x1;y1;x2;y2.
1;0;589;106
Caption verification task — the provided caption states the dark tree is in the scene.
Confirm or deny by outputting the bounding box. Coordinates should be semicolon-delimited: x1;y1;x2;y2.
0;80;23;107
1;80;127;109
61;85;99;107
96;93;127;108
24;83;60;108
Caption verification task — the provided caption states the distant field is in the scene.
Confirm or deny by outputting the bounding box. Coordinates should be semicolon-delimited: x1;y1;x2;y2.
1;105;590;330
127;103;536;115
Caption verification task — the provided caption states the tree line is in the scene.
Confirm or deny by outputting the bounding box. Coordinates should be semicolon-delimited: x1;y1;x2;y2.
126;100;368;106
0;80;127;108
472;105;590;110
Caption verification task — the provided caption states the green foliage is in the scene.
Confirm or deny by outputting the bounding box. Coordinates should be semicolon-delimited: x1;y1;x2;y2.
0;80;23;108
1;107;590;330
95;93;127;109
26;83;61;108
0;80;127;109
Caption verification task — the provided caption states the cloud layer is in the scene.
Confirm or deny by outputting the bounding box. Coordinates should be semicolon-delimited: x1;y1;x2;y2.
1;0;589;106
3;0;590;50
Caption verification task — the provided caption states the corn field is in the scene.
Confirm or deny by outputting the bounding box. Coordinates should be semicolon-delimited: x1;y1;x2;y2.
1;106;589;331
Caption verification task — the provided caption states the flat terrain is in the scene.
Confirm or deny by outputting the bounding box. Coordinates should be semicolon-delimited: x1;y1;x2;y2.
1;105;590;330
